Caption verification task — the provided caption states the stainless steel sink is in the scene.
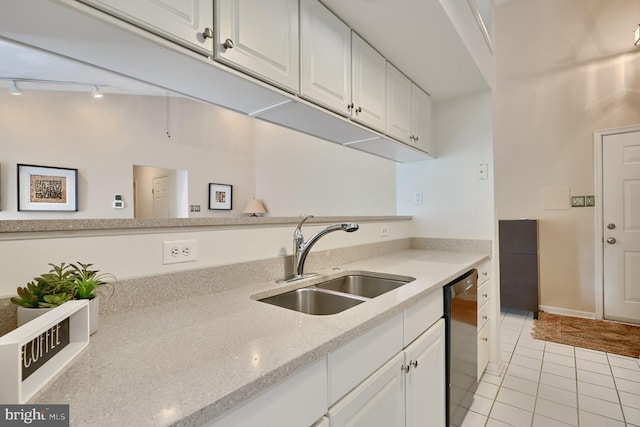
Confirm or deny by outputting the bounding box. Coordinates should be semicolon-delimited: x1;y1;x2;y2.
315;274;413;298
258;273;415;315
259;287;366;315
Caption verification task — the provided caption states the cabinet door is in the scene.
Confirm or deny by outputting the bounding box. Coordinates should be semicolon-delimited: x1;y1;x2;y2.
79;0;213;55
329;353;405;427
300;0;351;116
386;62;412;143
215;0;299;92
405;319;446;427
351;32;386;132
411;84;433;154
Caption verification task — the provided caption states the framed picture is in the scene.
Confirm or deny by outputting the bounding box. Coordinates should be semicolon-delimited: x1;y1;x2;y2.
17;164;78;212
208;183;232;210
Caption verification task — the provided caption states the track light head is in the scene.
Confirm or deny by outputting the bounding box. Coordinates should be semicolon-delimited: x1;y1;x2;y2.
91;85;103;98
9;80;22;96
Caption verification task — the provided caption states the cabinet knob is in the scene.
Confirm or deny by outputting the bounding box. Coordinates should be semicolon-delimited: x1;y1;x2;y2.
409;135;415;142
482;293;488;298
223;38;235;49
401;364;410;373
202;27;214;39
414;136;419;142
481;337;488;342
355;106;362;114
482;272;488;277
410;360;419;369
347;103;354;111
482;315;488;320
606;237;616;244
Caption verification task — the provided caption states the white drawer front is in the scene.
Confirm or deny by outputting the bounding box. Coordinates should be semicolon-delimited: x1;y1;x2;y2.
477;323;490;379
477;261;491;285
328;314;403;405
403;289;443;347
477;297;490;331
478;280;491;308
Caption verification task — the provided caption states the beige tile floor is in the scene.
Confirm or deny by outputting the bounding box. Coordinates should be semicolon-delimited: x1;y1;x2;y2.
454;308;640;427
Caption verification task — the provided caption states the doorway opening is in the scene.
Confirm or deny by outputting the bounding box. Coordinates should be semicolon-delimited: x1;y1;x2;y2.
133;165;188;219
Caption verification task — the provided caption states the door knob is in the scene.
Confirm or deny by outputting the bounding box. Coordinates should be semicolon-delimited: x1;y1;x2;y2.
607;237;616;244
202;27;214;39
223;38;234;49
607;223;616;230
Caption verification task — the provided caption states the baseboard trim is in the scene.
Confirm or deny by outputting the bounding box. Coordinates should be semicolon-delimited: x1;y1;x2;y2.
539;305;595;319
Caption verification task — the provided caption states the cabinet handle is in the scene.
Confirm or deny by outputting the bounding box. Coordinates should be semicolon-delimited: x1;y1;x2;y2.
223;38;235;49
401;364;410;373
482;272;488;277
202;27;214;39
347;103;354;111
481;337;488;342
482;293;488;298
482;315;488;320
414;136;419;142
410;360;419;369
355;106;362;114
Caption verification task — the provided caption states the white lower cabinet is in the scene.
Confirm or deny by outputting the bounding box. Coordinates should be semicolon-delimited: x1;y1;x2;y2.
405;319;446;427
205;357;327;427
329;319;446;427
329;352;406;427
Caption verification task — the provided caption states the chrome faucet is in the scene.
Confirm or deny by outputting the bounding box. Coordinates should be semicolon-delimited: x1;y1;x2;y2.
289;215;359;281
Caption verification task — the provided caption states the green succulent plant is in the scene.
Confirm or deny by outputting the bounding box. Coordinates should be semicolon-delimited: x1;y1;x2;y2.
11;262;115;308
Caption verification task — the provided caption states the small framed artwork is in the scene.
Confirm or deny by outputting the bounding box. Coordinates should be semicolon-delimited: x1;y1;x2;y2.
17;164;78;212
208;183;232;210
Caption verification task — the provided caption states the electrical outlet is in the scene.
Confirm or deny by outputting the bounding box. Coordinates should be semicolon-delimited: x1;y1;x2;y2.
571;196;585;207
163;240;198;264
585;195;595;207
380;225;389;237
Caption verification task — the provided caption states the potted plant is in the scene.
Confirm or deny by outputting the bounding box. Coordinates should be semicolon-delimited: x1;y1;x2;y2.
68;262;115;334
11;262;115;335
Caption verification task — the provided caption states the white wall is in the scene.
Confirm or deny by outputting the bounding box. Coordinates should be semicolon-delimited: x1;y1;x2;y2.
254;120;398;216
0;91;256;219
494;0;640;314
397;91;495;240
0;89;402;298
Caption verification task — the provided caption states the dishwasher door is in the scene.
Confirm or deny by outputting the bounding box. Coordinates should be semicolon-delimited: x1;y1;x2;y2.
443;269;478;427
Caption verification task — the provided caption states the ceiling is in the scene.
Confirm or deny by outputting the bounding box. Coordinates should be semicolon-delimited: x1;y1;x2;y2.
0;0;490;100
321;0;490;99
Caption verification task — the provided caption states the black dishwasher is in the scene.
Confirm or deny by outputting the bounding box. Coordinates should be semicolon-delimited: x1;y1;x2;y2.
443;269;478;427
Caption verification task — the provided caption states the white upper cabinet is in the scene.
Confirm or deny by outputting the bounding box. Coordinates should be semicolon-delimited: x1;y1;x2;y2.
300;0;352;116
386;63;412;143
411;83;433;155
78;0;213;55
351;32;387;133
386;63;433;155
215;0;299;93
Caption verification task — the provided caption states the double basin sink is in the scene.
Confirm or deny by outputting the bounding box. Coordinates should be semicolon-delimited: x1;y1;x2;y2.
259;274;415;315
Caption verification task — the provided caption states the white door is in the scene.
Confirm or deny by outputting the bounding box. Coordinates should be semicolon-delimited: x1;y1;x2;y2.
603;131;640;324
405;319;446;427
329;353;405;427
300;0;351;116
153;175;170;218
215;0;299;92
79;0;213;54
386;62;412;143
411;84;433;155
351;32;386;132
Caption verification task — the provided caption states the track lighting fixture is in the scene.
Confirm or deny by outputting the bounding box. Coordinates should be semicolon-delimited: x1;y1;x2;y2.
2;77;107;97
9;80;22;96
91;85;103;98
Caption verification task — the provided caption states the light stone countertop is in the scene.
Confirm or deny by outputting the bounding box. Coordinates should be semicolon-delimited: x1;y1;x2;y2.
29;249;489;426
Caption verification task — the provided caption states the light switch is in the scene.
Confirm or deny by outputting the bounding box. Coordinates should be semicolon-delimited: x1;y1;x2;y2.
414;191;423;205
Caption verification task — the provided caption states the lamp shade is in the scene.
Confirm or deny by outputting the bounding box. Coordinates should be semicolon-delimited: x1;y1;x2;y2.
243;198;268;216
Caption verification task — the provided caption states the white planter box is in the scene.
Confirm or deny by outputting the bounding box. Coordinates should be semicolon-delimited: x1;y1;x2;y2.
0;300;90;403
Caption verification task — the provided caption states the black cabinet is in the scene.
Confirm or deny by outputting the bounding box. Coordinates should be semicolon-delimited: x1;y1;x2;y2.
499;220;539;318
